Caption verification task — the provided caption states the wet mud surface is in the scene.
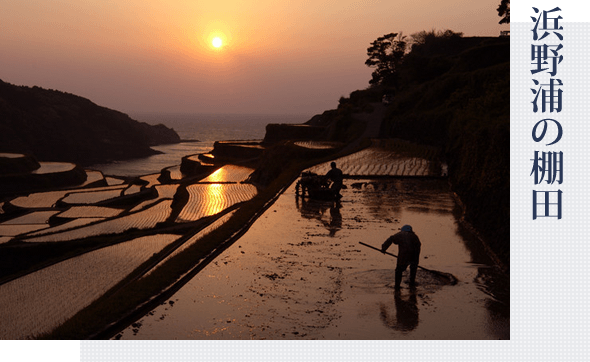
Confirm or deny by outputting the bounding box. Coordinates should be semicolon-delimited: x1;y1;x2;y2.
118;179;509;340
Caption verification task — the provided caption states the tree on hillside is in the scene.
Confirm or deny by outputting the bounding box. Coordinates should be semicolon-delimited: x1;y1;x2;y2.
365;32;407;87
398;29;464;84
497;0;510;24
410;29;463;49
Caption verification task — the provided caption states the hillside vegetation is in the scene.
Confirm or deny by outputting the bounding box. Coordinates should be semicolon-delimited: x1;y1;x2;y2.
388;35;509;266
0;79;180;165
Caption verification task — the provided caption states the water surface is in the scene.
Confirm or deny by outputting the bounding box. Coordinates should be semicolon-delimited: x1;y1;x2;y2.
118;179;509;339
90;114;307;177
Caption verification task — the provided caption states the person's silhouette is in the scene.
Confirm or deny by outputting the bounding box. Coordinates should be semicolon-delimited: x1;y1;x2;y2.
325;162;343;200
381;225;421;289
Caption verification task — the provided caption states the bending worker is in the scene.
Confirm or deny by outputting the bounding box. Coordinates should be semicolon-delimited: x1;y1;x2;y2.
381;225;421;288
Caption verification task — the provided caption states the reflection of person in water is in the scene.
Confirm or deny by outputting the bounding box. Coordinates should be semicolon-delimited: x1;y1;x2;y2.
325;162;343;200
295;196;343;237
379;289;419;332
295;195;326;220
327;202;342;237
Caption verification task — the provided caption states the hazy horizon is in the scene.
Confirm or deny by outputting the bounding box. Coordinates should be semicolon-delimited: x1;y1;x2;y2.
1;0;508;116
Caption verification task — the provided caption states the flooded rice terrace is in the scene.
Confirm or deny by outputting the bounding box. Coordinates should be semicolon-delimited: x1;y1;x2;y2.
118;177;509;340
0;139;508;339
0;161;258;338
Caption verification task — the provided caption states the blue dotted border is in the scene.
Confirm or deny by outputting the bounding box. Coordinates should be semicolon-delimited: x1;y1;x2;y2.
78;22;590;362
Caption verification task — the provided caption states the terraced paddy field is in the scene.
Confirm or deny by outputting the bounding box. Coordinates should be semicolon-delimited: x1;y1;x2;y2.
140;174;161;188
61;188;128;205
57;206;122;219
130;185;179;213
0;224;50;237
176;184;258;222
0;156;266;338
199;165;255;183
80;170;106;187
1;163;256;243
105;177;125;186
1;210;59;225
124;185;143;196
26;218;105;237
119;178;508;340
8;186;126;209
154;185;180;199
0;142;466;339
31;162;76;174
10;190;73;209
308;147;433;177
166;166;184;181
23;200;173;242
0;210;59;239
0;234;180;339
142;210;238;279
0;153;24;158
294;141;343;150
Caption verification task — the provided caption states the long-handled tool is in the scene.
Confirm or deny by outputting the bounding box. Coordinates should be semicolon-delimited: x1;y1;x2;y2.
359;241;457;284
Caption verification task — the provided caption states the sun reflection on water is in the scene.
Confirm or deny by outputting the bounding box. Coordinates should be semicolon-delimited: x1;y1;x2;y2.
176;183;258;223
205;168;226;183
204;183;224;216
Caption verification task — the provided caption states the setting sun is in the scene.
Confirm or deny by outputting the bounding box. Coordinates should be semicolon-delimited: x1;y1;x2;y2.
212;37;223;48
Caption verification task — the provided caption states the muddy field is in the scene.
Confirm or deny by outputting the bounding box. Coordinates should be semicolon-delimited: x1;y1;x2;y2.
117;178;509;340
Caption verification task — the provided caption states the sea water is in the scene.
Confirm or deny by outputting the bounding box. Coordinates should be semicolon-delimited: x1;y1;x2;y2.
88;113;307;177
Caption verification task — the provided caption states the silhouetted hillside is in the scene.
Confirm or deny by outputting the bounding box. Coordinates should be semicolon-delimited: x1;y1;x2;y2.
0;80;180;165
311;35;509;266
381;37;509;265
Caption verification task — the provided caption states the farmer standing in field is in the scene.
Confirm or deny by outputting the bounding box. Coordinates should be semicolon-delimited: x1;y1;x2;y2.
325;161;343;200
381;225;422;289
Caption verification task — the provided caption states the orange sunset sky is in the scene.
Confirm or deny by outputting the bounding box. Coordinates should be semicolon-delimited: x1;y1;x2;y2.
0;1;508;116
